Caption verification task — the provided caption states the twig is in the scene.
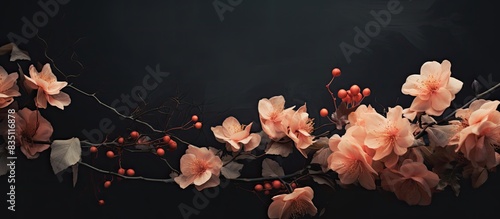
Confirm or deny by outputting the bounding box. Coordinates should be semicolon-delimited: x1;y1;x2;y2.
78;161;174;183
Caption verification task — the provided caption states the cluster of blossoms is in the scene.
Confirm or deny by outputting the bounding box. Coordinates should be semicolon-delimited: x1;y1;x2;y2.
1;44;499;219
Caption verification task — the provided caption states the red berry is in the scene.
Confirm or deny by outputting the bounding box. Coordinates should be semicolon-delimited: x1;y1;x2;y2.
162;135;171;143
331;68;341;77
156;148;165;156
272;180;282;189
362;88;371;97
264;183;272;190
90;146;98;153
194;122;202;129
291;182;297;189
106;151;115;159
168;140;177;151
319;108;329;117
191;115;199;122
104;181;111;188
264;190;270;195
117;137;125;144
337;89;348;99
118;168;125;175
130;131;139;139
98;200;105;206
126;169;135;176
254;184;263;192
353;93;363;103
350;84;360;96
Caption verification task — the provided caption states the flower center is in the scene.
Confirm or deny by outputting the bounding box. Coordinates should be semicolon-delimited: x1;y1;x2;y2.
191;159;209;175
424;76;440;94
227;124;244;135
289;199;309;218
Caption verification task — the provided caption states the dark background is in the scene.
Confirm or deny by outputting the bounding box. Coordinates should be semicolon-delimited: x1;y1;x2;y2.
1;0;499;218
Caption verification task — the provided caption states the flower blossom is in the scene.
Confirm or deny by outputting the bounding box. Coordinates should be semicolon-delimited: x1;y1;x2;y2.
267;186;317;219
364;105;415;167
380;159;440;206
174;145;223;191
401;60;463;116
211;116;261;152
328;126;378;189
283;104;316;158
258;95;294;141
455;99;500;170
15;108;53;159
24;64;71;110
0;66;21;108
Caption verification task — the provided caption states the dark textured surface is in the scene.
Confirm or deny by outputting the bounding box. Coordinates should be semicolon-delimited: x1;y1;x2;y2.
1;0;499;218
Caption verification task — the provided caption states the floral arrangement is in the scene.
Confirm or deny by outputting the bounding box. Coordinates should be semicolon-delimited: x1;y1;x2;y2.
1;42;499;219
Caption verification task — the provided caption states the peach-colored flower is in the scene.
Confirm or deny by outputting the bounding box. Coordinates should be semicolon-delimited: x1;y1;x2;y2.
0;66;21;108
211;116;262;152
267;186;317;219
258;95;295;141
401;60;463;116
174;145;223;191
328;126;378;190
15;108;53;159
24;64;71;110
455;100;500;169
346;104;377;129
380;159;440;206
283;104;315;158
364;106;415;167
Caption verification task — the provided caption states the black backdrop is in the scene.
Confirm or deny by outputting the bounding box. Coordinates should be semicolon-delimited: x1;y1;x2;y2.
1;0;499;218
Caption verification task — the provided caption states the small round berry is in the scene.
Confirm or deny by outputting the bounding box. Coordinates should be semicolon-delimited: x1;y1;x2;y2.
168;140;178;151
353;93;363;103
342;95;352;103
337;89;348;99
126;169;135;176
191;115;199;122
254;184;263;192
118;168;126;175
106;151;115;159
98;200;105;206
162;135;171;143
272;180;282;189
117;137;125;144
264;183;272;190
264;190;270;195
291;182;297;189
331;68;341;77
194;122;202;129
319;108;329;117
130;131;140;139
104;181;111;188
90;146;98;153
362;88;371;97
156;148;165;156
350;84;360;96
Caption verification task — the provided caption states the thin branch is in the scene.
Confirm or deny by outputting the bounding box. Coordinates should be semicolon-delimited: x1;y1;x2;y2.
78;161;174;183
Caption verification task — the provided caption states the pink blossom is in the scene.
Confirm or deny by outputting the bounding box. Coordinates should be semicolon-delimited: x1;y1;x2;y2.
381;159;440;206
258;95;294;140
364;106;415;167
0;66;21;108
15;108;53;159
283;104;315;158
328;126;378;190
401;60;463;116
346;104;377;129
211;116;261;152
174;145;223;191
24;64;71;110
267;186;317;219
455;99;500;169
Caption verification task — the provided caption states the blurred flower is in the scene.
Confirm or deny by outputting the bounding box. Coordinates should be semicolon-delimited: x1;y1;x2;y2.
211;116;261;152
364;106;415;167
174;145;223;191
268;186;317;219
15;108;53;159
401;60;463;116
381;159;440;206
24;64;71;110
258;95;294;141
0;66;21;108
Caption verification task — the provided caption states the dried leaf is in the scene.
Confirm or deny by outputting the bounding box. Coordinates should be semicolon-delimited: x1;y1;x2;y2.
234;153;257;161
169;171;179;178
311;174;336;189
221;161;244;179
50;138;82;174
262;158;285;177
471;79;481;95
0;43;31;61
265;140;293;157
